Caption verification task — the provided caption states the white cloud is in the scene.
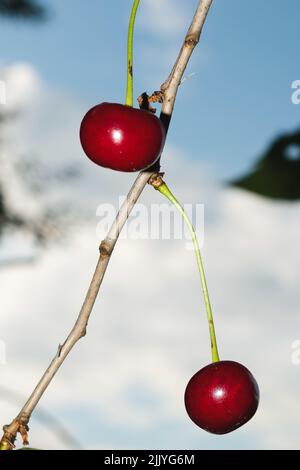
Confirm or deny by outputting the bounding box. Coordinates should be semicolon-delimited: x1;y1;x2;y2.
0;63;41;111
139;0;189;37
0;64;300;450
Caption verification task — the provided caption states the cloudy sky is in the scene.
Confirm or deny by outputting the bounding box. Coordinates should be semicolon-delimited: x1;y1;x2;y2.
0;0;300;450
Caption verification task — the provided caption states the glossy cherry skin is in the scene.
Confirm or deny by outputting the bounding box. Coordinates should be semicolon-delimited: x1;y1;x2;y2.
185;361;259;434
80;103;165;172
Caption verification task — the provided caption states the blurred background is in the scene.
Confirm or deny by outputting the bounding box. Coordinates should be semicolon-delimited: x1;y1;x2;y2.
0;0;300;450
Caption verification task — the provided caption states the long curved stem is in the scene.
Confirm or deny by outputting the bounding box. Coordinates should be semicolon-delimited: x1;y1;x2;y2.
157;182;220;363
126;0;140;106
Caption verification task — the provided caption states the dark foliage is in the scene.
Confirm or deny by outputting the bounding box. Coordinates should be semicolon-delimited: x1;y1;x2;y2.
231;129;300;200
0;0;44;19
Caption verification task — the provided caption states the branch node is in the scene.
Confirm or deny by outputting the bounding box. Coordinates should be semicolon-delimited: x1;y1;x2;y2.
148;173;165;190
0;415;30;450
99;240;113;257
185;35;199;47
80;328;87;338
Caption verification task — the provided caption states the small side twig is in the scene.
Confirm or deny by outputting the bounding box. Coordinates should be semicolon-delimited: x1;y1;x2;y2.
137;91;164;113
0;0;214;450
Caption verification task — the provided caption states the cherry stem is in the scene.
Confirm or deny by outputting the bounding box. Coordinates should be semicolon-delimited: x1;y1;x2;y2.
126;0;140;107
157;182;220;363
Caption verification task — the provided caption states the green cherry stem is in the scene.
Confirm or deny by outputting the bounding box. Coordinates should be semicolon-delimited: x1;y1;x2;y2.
126;0;140;107
154;180;220;363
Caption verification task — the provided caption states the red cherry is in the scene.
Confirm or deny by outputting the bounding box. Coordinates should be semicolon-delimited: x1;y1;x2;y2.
184;361;259;434
80;103;165;172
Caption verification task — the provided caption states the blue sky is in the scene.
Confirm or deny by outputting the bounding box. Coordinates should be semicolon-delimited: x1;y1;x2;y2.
1;0;299;178
1;0;300;451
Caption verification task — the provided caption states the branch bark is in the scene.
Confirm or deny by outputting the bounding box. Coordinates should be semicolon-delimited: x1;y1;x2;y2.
0;0;214;450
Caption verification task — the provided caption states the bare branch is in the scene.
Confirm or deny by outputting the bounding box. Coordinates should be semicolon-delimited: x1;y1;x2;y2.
161;0;213;115
0;0;214;450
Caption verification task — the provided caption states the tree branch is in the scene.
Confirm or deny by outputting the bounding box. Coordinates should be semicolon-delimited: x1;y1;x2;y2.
0;0;214;450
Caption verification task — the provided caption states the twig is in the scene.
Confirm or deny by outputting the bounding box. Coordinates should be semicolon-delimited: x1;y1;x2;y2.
0;0;214;450
0;380;85;448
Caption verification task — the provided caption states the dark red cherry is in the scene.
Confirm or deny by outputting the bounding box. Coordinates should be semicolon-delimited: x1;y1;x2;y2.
80;103;165;172
184;361;259;434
